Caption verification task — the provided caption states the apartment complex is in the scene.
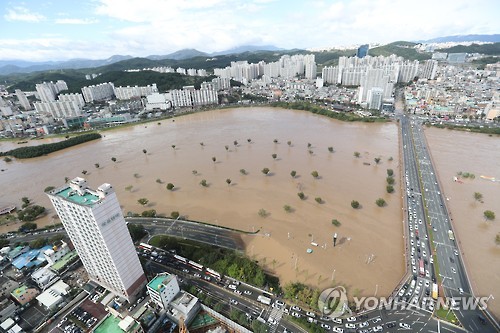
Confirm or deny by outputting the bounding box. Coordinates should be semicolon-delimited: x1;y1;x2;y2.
47;178;146;302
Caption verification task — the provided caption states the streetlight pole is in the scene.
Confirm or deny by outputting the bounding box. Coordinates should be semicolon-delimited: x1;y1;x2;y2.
331;269;336;281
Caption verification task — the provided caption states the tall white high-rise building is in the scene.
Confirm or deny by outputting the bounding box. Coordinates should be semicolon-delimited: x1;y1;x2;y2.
15;90;32;110
47;178;146;301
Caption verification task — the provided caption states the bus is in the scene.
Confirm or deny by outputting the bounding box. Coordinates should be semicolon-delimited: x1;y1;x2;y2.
188;260;203;271
432;283;438;300
205;267;222;280
139;243;153;251
448;230;455;241
257;295;272;305
419;259;425;277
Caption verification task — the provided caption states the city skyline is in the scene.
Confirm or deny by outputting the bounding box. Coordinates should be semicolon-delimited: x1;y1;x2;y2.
1;0;499;62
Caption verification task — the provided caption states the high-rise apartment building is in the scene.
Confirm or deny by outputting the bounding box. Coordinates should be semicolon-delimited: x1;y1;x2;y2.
15;90;32;110
357;44;369;58
47;178;146;302
81;83;115;103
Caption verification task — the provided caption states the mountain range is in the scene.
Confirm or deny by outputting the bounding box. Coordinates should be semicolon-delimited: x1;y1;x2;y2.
0;45;283;75
416;34;500;44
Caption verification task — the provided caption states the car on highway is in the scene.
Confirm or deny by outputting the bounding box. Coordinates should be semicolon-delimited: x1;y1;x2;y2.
291;312;301;318
458;287;464;294
307;317;317;324
234;290;242;295
228;284;237;290
454;249;459;256
243;290;252;295
230;299;238;305
451;267;456;274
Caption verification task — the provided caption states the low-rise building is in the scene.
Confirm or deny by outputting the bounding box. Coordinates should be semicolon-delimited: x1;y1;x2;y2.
36;280;70;311
10;285;39;306
146;274;179;309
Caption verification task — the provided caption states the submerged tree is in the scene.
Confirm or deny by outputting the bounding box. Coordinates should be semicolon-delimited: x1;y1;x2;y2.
262;168;270;175
166;183;175;190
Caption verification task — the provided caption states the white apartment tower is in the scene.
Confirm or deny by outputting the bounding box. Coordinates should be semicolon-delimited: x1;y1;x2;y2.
15;90;32;110
47;178;146;302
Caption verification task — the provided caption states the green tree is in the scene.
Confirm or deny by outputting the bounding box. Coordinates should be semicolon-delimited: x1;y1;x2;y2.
315;197;322;204
354;151;360;158
171;145;176;149
212;156;216;163
18;205;45;221
496;233;500;246
21;197;30;206
272;153;277;159
192;170;198;175
30;237;47;249
143;149;147;154
166;183;175;190
94;163;100;168
273;139;278;143
290;170;297;178
226;178;232;186
331;219;341;227
134;173;140;178
287;140;292;146
200;142;204;146
81;170;87;175
386;185;394;193
284;205;292;213
233;140;238;146
311;170;319;178
44;186;55;192
307;143;312;148
247;138;251;143
171;211;180;219
262;167;270;175
125;185;133;191
155;179;162;184
111;157;117;162
18;222;37;232
484;210;495;221
137;198;149;206
387;169;394;177
240;169;247;175
225;145;229;151
351;200;360;209
127;223;147;242
374;157;381;164
64;177;69;183
328;147;334;153
376;198;386;207
258;208;268;218
297;192;306;200
214;302;224;312
473;192;483;202
388;156;394;161
3;157;12;162
141;210;157;218
386;177;395;185
200;179;208;187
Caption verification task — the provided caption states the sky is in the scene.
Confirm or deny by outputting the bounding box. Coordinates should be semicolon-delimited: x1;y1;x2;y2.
1;0;499;62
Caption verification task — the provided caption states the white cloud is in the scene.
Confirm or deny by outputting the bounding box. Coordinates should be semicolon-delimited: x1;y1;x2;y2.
55;18;97;25
4;6;45;22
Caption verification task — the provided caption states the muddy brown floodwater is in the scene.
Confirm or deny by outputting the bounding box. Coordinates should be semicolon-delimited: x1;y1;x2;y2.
0;107;404;299
424;126;500;317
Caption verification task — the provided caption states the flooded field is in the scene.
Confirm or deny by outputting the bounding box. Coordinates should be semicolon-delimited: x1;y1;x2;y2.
424;127;500;317
0;107;404;297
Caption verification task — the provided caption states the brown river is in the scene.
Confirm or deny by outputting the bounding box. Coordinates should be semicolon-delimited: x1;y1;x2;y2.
2;107;495;317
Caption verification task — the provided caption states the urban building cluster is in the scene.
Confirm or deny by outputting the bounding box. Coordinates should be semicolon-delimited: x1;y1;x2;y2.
1;48;499;138
404;64;500;120
0;177;253;333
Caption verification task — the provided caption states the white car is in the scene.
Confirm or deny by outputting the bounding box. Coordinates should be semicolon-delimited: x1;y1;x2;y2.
373;326;384;332
320;323;331;330
346;316;357;322
458;288;464;294
332;318;343;324
454;250;459;256
243;290;252;295
291;305;302;311
228;284;237;290
399;322;411;329
345;323;356;329
307;317;317;324
332;327;344;333
230;299;238;305
306;311;316;318
451;267;456;274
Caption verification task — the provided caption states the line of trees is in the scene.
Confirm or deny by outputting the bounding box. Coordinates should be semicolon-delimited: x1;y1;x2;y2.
0;133;102;159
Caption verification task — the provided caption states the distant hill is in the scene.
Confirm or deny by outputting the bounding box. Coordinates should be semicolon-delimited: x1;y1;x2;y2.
436;42;500;55
212;45;283;56
147;49;208;61
369;42;431;61
417;34;500;43
0;55;133;75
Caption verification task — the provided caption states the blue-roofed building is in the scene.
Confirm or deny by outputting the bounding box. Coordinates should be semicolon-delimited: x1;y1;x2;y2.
12;246;53;270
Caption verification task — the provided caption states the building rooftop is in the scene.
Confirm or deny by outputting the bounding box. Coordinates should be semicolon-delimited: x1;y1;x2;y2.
50;251;78;272
147;274;174;293
94;314;123;333
53;186;101;206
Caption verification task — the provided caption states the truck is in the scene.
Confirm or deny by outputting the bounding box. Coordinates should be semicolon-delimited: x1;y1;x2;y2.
257;295;272;305
432;283;438;300
448;230;455;241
